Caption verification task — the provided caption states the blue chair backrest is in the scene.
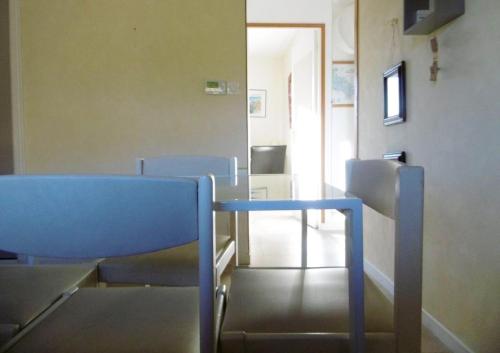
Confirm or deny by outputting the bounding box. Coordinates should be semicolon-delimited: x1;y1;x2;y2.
0;175;206;259
0;174;216;353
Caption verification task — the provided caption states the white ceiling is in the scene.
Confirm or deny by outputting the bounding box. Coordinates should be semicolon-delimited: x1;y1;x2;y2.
333;2;355;55
332;0;354;6
247;28;299;58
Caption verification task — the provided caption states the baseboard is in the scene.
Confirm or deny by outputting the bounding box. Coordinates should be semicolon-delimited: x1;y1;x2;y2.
364;260;475;353
421;309;475;353
364;260;394;298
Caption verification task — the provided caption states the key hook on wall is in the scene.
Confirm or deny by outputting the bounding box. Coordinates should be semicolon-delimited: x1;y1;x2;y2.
430;36;440;81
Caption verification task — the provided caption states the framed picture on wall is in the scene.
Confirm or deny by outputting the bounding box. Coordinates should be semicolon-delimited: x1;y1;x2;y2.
383;61;406;126
332;61;355;107
248;89;267;118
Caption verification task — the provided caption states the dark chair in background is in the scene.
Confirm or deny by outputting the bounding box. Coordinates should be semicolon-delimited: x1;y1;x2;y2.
250;145;286;174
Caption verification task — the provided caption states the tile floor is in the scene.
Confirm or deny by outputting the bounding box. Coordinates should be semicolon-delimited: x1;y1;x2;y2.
247;211;451;353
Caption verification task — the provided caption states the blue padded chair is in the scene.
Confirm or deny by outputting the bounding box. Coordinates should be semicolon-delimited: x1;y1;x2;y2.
0;175;217;353
99;155;237;286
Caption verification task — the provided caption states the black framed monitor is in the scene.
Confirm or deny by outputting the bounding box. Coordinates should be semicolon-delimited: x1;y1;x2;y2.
250;145;286;174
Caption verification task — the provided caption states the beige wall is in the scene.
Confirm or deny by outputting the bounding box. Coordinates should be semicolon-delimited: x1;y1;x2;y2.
358;0;500;352
248;55;289;148
0;0;13;174
16;0;247;174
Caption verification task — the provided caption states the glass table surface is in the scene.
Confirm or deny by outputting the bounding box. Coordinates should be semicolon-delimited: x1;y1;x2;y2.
213;173;354;205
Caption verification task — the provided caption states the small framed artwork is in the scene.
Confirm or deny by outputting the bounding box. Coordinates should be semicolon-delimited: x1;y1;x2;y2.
248;89;267;118
383;61;406;126
332;61;355;107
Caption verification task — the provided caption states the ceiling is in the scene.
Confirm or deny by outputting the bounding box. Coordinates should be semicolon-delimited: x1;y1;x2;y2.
247;28;299;58
332;0;353;5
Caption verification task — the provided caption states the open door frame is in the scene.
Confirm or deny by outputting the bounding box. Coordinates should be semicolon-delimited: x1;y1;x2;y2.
246;23;326;215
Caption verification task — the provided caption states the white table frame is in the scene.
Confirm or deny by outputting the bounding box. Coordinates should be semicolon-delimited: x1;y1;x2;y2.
214;198;365;353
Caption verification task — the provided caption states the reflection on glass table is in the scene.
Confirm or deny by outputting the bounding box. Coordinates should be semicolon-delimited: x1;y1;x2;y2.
214;173;348;202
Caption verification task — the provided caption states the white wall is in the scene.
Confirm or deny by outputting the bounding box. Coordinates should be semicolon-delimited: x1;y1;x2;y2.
248;55;289;148
330;107;355;189
332;0;355;61
331;0;356;190
285;30;322;202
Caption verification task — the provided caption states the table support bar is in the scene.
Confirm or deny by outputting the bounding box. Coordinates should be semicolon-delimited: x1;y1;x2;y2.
301;210;308;268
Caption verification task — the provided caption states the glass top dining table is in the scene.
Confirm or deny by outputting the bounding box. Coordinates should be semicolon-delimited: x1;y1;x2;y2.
211;173;365;352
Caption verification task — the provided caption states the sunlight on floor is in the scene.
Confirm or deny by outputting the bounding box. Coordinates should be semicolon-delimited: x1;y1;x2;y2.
249;211;345;268
247;211;451;353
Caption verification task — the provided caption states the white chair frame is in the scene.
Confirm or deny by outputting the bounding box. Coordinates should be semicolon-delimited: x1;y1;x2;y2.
347;159;424;353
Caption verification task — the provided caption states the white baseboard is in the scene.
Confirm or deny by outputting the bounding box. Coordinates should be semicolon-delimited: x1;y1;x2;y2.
364;260;475;353
364;260;394;297
421;309;474;353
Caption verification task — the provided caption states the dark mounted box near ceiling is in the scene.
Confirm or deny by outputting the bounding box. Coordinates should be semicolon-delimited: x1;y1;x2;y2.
404;0;465;35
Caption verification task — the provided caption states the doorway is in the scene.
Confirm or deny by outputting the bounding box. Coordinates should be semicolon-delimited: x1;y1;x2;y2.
247;24;325;200
247;24;328;267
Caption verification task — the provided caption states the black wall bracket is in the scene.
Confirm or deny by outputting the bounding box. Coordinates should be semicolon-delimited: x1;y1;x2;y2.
383;151;407;163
